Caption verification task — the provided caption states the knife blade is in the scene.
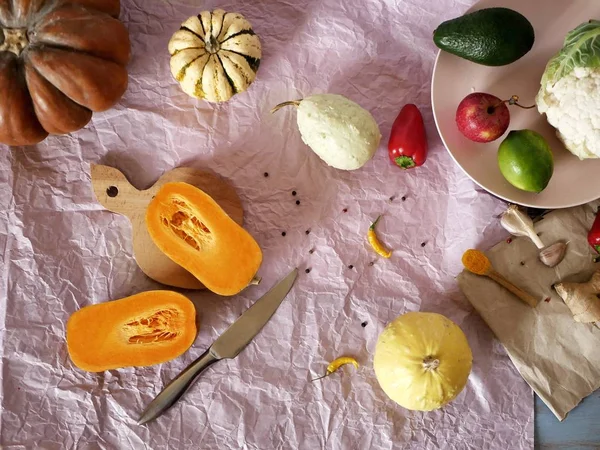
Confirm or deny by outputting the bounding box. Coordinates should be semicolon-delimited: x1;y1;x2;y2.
137;268;298;425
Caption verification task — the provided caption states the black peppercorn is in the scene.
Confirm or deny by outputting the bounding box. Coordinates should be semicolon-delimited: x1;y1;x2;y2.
292;191;297;196
264;172;269;177
281;231;286;237
296;200;300;205
305;268;311;274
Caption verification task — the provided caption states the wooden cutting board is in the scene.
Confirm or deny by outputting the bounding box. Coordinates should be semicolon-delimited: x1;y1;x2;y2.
90;164;244;289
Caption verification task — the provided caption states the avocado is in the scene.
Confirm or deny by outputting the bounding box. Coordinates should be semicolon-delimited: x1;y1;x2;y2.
433;7;535;66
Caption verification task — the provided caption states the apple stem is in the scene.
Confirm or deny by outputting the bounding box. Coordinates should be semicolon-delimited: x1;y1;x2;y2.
491;95;536;111
507;95;536;109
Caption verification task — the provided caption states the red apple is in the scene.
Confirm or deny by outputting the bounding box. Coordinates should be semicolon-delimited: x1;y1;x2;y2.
456;92;510;143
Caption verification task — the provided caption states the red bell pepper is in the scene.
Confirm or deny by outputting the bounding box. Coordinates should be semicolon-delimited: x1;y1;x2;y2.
588;208;600;261
388;104;428;169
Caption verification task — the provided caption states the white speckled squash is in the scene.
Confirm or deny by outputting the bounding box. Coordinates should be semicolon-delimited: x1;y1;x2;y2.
168;9;261;103
374;312;473;411
272;94;381;170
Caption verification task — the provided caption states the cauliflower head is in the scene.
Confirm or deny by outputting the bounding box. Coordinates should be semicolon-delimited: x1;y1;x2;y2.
536;20;600;159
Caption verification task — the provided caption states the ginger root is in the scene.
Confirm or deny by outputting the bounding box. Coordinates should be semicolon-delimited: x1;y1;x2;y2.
554;270;600;324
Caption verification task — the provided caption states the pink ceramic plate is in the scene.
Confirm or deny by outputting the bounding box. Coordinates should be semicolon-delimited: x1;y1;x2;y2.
432;0;600;209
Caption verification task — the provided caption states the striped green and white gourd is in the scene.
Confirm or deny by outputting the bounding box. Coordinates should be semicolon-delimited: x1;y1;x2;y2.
168;9;261;103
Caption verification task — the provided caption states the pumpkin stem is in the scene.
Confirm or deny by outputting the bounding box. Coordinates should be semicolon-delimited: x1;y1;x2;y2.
249;276;262;286
0;28;28;56
205;34;221;54
422;356;440;371
270;100;302;114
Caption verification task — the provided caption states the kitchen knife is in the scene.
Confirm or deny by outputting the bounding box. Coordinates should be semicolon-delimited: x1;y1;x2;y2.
137;268;298;425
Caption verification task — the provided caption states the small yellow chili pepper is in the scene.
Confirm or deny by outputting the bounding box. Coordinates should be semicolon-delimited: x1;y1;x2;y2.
311;356;359;382
368;215;392;258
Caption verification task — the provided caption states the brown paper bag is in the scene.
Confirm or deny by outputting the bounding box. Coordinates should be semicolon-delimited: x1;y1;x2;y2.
458;201;600;420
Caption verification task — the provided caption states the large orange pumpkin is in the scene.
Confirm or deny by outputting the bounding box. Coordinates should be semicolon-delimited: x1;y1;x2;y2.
0;0;130;146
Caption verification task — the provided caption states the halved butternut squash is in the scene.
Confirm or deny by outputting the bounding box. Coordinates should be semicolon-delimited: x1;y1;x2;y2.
67;291;197;372
145;181;263;296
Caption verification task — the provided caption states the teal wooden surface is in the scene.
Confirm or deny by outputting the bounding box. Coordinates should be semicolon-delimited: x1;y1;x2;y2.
535;390;600;449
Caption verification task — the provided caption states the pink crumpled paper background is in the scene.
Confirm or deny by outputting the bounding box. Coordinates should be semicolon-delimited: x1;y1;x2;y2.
0;0;533;448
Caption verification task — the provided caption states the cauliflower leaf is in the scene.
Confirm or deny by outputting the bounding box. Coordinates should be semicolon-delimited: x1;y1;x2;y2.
541;20;600;87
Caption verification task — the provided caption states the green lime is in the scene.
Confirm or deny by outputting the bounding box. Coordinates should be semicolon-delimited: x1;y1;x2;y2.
498;130;554;193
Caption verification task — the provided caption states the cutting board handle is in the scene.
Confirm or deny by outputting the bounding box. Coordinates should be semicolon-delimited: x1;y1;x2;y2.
91;164;144;218
90;163;246;289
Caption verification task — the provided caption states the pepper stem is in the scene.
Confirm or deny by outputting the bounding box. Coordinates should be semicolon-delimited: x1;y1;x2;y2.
310;373;329;382
370;215;382;230
394;156;416;169
270;100;302;114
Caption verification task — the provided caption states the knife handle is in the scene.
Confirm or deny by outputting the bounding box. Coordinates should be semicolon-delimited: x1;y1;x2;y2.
137;348;219;425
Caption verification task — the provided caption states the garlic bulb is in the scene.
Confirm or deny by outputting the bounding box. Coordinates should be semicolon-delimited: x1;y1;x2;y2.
500;205;545;249
500;205;567;268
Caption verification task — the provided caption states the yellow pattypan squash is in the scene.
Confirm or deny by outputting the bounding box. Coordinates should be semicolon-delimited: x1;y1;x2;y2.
374;312;473;411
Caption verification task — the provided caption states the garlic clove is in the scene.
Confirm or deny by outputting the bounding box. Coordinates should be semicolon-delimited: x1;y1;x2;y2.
539;242;567;268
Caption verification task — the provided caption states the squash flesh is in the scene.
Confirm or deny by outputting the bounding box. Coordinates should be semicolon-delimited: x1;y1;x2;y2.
146;182;262;296
67;291;197;372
